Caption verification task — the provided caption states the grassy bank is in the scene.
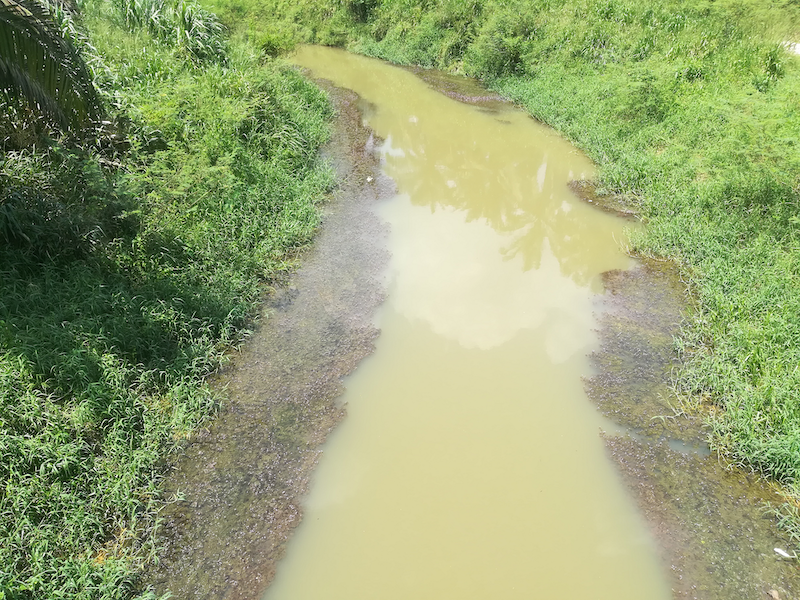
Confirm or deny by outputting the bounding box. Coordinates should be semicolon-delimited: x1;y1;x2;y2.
204;0;800;536
0;1;332;596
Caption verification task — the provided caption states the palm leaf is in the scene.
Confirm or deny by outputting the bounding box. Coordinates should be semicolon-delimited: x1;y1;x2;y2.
0;0;103;130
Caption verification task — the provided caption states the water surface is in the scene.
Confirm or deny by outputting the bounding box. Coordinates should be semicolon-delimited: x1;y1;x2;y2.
266;46;671;599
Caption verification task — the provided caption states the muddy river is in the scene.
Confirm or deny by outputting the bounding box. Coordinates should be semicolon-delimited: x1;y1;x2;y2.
261;46;667;599
153;46;800;600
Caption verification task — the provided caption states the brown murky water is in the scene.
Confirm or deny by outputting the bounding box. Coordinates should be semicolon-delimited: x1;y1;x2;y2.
153;46;800;600
261;46;670;600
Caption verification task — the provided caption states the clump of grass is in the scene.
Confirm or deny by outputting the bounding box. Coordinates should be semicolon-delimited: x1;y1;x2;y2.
109;0;227;61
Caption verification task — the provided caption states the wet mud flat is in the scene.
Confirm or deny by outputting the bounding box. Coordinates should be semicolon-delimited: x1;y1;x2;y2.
149;83;393;599
587;257;800;599
405;65;508;109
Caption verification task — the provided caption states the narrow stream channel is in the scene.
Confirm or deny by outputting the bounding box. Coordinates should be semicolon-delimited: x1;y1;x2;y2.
262;45;672;599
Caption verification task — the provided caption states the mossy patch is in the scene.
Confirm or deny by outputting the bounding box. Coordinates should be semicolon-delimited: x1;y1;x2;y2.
569;180;640;221
589;257;800;596
606;435;796;599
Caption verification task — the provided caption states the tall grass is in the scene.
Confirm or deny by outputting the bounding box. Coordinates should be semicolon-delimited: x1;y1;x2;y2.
0;1;332;597
108;0;227;61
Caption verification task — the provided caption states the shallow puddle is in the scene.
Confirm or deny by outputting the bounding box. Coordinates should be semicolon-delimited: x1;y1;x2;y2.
264;46;671;600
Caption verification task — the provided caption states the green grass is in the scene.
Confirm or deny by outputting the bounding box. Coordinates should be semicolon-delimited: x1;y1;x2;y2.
0;1;332;597
199;0;800;543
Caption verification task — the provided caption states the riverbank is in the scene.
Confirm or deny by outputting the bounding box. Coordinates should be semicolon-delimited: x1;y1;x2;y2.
200;0;800;546
0;3;332;596
589;257;797;598
148;80;392;599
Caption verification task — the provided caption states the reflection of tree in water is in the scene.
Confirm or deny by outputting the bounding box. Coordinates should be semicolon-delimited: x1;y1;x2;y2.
380;113;605;288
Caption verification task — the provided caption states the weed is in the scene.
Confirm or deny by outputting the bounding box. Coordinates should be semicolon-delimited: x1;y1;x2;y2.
0;2;332;597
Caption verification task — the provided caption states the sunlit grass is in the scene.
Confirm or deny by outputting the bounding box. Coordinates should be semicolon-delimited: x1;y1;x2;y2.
0;2;332;596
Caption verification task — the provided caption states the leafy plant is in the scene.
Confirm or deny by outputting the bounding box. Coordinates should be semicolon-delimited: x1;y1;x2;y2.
0;0;103;130
110;0;226;61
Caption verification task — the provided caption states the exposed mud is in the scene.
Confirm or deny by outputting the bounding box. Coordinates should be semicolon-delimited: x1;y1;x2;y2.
589;259;703;443
590;259;800;598
569;180;640;221
406;65;508;110
149;83;393;600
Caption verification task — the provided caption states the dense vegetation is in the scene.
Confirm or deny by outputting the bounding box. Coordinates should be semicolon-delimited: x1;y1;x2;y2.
203;0;800;538
0;0;332;596
5;0;800;595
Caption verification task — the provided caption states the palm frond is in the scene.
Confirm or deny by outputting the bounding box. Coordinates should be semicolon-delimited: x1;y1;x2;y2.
0;0;103;130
